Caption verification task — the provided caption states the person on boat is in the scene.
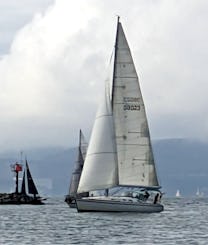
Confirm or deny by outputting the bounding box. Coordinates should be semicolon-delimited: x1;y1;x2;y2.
104;189;109;196
143;190;150;201
135;190;149;201
153;193;160;204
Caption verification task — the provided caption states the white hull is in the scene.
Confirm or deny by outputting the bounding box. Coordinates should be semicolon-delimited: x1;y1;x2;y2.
76;197;163;213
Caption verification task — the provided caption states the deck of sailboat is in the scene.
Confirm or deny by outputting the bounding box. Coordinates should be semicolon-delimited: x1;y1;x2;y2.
82;195;161;204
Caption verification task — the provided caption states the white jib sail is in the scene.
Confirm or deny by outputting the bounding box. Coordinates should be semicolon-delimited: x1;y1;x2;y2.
112;21;159;187
77;89;118;193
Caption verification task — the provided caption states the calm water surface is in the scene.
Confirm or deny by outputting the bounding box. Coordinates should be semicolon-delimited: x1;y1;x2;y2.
0;197;208;244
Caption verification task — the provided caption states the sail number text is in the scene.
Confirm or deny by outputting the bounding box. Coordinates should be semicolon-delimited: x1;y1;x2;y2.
123;97;140;111
123;104;140;111
123;97;140;102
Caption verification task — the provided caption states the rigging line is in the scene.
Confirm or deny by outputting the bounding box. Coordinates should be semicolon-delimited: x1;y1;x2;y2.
111;17;120;109
109;48;114;65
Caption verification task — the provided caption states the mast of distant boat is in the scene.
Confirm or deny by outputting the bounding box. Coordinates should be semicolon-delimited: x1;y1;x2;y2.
11;162;23;194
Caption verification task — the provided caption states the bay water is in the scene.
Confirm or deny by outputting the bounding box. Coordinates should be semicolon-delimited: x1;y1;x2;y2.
0;197;208;244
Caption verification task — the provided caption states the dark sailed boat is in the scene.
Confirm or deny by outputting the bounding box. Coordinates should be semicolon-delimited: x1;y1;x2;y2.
0;160;45;205
65;129;89;208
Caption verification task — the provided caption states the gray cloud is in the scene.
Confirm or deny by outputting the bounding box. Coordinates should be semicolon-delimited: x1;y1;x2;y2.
0;0;208;151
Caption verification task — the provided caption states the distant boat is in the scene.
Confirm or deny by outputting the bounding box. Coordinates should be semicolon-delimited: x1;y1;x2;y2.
65;129;89;208
196;188;204;197
175;189;181;198
0;159;45;205
75;18;163;213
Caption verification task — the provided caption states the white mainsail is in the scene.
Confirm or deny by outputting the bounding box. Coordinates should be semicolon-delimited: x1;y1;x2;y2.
77;18;160;194
77;90;118;193
112;22;159;188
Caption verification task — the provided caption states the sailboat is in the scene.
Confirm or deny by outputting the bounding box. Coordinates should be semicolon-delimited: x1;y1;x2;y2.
0;159;44;205
65;130;89;208
75;18;163;213
196;188;204;197
175;189;181;198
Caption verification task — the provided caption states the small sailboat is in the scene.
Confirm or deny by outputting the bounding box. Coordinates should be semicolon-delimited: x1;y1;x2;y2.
175;189;181;198
65;130;89;208
0;159;44;205
196;188;204;197
75;18;163;213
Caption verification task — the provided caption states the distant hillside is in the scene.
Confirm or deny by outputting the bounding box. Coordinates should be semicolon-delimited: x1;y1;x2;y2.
0;139;208;197
153;139;208;196
0;147;77;196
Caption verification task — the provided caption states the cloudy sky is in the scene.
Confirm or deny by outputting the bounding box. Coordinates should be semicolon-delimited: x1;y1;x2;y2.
0;0;207;151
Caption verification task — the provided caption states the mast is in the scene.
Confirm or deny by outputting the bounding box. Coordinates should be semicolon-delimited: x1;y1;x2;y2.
111;15;120;109
103;16;120;196
11;162;22;194
15;169;19;194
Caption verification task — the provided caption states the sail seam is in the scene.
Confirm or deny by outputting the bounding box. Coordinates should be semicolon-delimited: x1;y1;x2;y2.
96;114;113;119
115;76;137;78
87;152;116;156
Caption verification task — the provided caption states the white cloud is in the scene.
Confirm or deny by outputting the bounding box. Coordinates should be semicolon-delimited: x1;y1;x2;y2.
0;0;208;151
0;0;54;54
